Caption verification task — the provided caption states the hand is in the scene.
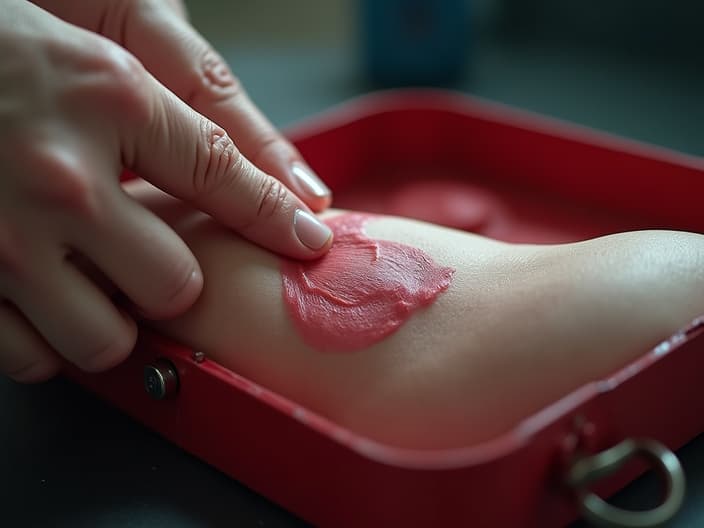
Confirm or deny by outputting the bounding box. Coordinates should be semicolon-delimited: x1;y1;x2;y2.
0;0;333;382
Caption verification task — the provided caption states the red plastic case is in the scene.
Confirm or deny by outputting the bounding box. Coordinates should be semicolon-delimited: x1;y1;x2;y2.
67;91;704;527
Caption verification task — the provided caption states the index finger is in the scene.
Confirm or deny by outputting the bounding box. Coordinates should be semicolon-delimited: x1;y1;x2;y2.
117;1;333;212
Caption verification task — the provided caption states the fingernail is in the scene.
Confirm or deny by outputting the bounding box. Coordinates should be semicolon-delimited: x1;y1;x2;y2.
294;209;332;250
291;162;330;199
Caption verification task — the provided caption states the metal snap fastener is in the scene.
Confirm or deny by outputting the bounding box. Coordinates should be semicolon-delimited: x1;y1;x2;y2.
144;359;179;400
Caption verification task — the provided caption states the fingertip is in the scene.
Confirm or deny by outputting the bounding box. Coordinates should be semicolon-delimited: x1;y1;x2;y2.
293;209;334;256
289;162;333;212
307;229;334;258
166;267;204;314
10;358;61;384
305;192;334;214
251;140;332;212
139;266;204;321
78;314;137;373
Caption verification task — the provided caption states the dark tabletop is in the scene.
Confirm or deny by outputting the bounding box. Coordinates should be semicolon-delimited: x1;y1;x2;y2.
3;2;704;527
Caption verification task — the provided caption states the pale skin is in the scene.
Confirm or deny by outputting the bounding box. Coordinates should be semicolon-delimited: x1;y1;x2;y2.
128;179;704;449
0;0;333;381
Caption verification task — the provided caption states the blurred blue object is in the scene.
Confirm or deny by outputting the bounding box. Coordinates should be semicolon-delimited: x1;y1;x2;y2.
362;0;470;86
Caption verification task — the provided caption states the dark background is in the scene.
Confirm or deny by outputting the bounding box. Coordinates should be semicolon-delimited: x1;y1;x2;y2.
3;1;703;526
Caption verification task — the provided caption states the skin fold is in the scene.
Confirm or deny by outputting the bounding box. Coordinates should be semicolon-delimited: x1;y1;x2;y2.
128;179;704;449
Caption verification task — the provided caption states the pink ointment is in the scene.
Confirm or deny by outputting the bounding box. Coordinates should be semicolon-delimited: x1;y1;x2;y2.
281;213;455;352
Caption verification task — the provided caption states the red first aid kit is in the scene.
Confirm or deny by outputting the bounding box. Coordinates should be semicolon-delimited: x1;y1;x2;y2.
66;91;704;527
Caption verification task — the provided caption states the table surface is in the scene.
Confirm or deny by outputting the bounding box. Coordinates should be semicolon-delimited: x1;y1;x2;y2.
3;7;704;527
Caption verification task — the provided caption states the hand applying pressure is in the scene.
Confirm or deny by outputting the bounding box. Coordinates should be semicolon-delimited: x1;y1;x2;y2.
0;0;333;382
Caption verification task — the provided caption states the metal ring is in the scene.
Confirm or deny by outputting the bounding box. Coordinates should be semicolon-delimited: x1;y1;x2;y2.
566;438;686;528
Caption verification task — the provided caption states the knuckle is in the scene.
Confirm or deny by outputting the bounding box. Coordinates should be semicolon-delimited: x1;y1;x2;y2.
91;43;152;124
30;149;102;220
252;176;288;223
187;49;243;105
191;121;242;196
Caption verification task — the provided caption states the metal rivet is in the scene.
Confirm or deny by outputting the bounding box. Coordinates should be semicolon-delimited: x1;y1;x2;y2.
192;351;205;363
143;359;179;400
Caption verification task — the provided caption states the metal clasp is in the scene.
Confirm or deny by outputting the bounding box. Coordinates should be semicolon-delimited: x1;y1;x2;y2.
566;438;686;527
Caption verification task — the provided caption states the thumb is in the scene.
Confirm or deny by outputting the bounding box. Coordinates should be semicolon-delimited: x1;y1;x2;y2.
121;72;333;259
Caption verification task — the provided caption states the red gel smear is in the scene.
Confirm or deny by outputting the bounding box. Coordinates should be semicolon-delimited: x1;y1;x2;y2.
281;213;455;352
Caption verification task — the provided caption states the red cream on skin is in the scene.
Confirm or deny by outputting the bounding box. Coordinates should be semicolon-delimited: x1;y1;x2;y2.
282;213;455;352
